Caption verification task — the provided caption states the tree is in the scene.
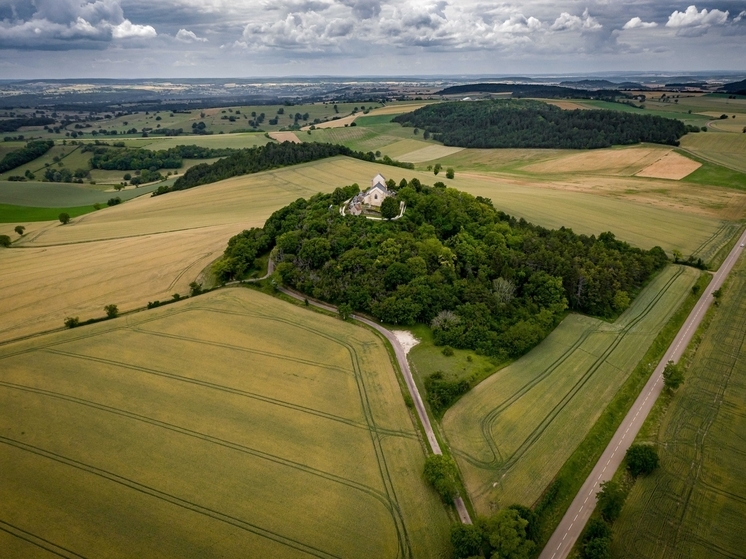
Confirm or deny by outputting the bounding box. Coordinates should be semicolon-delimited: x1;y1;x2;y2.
483;508;535;559
189;281;203;296
0;234;11;247
663;360;684;390
338;303;352;321
14;225;25;236
450;524;484;559
64;316;80;328
433;163;442;175
380;196;399;220
596;480;625;523
104;304;119;319
507;504;538;542
625;444;659;477
582;537;611;559
423;454;459;502
58;213;70;224
493;277;516;305
446;167;455;179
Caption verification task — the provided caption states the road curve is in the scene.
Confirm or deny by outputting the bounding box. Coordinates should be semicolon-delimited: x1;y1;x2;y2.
276;286;472;524
540;229;746;559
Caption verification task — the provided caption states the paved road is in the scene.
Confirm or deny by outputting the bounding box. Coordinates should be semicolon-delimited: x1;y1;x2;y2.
540;230;746;559
276;286;472;524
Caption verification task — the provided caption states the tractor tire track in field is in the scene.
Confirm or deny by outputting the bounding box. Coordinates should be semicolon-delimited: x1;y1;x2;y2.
458;267;684;474
0;436;342;559
42;348;412;440
235;306;414;559
0;519;91;559
0;380;398;514
690;222;740;262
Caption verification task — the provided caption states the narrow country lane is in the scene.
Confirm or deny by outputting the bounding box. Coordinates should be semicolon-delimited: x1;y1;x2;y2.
539;229;746;559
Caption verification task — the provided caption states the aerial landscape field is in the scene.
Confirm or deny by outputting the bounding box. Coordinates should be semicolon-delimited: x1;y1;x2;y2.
1;5;746;556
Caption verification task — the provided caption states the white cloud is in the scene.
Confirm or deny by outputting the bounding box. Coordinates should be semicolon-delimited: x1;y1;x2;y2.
622;17;658;30
0;0;157;48
734;10;746;23
551;9;602;32
497;15;542;34
666;5;729;28
175;28;207;42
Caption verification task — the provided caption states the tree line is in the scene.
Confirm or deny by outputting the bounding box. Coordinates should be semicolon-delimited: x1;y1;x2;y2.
154;142;414;195
436;83;625;101
216;179;668;360
85;144;236;171
0;140;54;174
392;100;688;149
0;117;55;133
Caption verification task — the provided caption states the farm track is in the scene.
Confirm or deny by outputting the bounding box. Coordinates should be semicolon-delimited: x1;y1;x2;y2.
0;436;343;559
458;267;685;476
0;519;91;559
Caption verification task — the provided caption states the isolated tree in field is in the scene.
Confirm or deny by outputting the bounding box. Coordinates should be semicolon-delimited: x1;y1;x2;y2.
104;304;119;319
663;360;684;390
450;524;483;559
338;303;352;321
0;235;11;247
380;196;399;220
596;480;625;523
64;316;80;328
446;167;455;179
423;454;459;502
483;508;535;559
433;163;442;175
625;444;659;477
14;225;25;236
58;213;70;224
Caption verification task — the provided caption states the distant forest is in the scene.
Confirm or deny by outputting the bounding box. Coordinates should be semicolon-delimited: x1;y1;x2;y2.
436;83;625;100
0;117;55;133
0;140;53;174
392;100;687;149
217;181;668;359
155;142;413;195
85;144;236;171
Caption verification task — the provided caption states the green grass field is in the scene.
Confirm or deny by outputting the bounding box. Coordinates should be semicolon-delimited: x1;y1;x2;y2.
680;133;746;173
0;287;451;559
611;255;746;559
0;180;159;209
442;265;698;513
0;203;97;223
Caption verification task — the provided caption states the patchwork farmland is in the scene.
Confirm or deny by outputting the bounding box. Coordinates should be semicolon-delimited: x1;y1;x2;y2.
611;256;746;559
443;265;699;513
0;288;451;559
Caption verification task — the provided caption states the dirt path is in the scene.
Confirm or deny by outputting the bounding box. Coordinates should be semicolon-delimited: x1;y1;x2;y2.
539;229;746;559
275;285;472;525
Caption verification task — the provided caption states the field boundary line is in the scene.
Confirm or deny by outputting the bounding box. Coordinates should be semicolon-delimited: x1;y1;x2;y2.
0;519;90;559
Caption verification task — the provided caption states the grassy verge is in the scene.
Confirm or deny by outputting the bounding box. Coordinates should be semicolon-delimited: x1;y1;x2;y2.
0;203;98;222
533;268;712;552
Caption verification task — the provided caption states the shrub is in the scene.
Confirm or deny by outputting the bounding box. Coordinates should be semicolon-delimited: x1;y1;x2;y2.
442;346;454;356
14;225;25;236
104;304;119;319
58;213;70;224
64;316;80;328
107;197;122;206
423;454;459;502
596;480;625;523
0;234;11;247
663;360;684;390
446;167;455;179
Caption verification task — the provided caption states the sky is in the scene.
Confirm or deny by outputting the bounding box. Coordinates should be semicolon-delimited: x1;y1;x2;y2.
0;0;744;79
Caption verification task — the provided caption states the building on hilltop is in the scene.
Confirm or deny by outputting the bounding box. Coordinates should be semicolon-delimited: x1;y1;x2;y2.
346;174;396;216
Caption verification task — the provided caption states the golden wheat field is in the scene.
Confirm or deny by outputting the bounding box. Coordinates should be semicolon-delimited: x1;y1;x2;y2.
0;288;451;558
635;151;702;180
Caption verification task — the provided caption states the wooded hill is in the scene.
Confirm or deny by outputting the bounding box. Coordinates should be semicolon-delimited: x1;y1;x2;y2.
392;100;688;149
218;180;668;359
436;83;624;100
0;140;53;174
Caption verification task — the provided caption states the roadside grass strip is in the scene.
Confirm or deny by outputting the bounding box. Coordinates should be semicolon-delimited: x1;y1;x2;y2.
611;257;746;559
443;265;698;514
0;289;451;559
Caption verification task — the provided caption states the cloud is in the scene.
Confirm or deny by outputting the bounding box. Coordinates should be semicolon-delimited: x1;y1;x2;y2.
339;0;382;19
666;5;729;28
734;10;746;23
0;0;156;49
622;17;658;30
551;9;602;32
497;15;542;34
175;28;207;42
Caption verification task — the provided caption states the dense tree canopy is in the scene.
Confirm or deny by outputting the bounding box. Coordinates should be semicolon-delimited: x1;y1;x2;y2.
85;144;235;171
436;83;625;100
218;180;668;359
0;117;55;133
0;140;53;173
392;100;688;149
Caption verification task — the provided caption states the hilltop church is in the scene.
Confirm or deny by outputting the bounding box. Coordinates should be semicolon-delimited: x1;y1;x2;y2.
347;174;396;216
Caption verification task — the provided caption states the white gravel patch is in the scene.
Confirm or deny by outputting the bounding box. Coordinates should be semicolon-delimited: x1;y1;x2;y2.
392;330;420;355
